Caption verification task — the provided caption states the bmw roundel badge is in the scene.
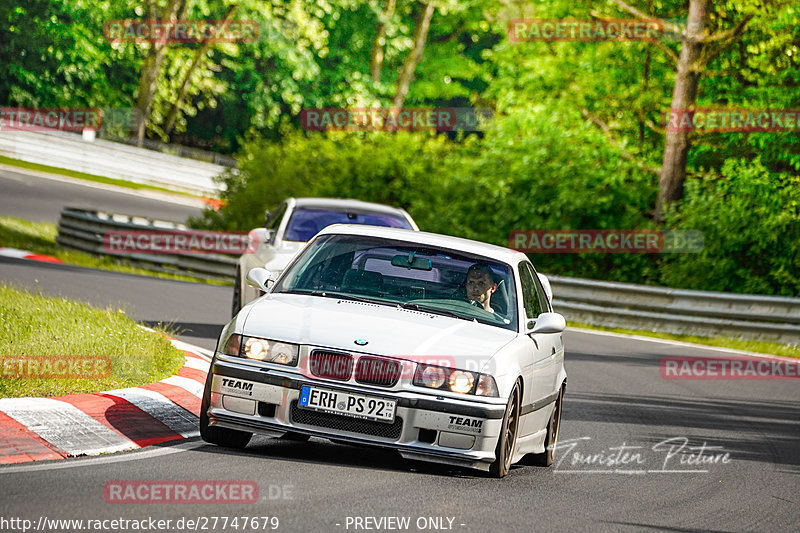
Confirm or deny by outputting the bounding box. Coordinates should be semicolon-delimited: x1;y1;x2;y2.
354;339;368;346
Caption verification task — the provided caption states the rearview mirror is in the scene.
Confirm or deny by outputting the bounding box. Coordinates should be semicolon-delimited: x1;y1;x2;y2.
390;254;432;271
246;267;276;293
526;312;566;335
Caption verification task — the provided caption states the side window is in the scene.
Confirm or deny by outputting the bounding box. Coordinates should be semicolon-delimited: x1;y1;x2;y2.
531;270;551;312
519;263;545;319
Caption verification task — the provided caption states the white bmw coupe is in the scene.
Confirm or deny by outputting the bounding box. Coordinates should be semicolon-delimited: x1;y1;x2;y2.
202;224;566;477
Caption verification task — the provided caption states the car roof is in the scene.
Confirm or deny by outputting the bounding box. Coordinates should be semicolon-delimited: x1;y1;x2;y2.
316;224;526;264
291;197;410;216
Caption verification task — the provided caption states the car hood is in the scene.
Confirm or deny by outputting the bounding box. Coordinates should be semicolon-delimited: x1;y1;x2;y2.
241;293;516;371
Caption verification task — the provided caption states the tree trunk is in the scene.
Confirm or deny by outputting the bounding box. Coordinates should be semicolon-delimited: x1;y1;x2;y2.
370;0;397;83
163;5;238;137
392;2;435;109
638;0;652;145
134;0;184;146
135;49;168;145
654;0;710;223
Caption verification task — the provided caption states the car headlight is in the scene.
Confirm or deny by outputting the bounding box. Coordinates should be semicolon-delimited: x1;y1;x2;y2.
221;333;298;366
448;370;475;394
413;363;498;396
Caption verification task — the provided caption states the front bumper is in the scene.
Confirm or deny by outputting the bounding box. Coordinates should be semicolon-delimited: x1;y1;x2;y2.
206;358;508;471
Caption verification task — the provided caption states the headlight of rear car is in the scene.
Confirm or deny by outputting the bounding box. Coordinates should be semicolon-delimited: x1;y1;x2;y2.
222;334;298;366
413;363;499;397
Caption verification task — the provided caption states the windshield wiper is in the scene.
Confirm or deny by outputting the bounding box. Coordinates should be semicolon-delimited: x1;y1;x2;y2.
399;302;465;320
283;289;385;305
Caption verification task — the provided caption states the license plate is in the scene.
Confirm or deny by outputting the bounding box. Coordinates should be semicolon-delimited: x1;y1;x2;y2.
298;386;396;423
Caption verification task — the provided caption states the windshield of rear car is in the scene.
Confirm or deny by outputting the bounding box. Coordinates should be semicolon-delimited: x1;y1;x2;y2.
273;234;518;331
283;208;412;242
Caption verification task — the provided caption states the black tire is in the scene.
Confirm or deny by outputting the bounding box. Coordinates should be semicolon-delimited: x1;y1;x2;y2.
199;372;252;449
279;432;311;442
530;385;564;467
489;382;521;478
231;269;242;318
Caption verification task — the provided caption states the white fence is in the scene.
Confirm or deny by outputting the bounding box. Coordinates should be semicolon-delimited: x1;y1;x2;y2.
0;130;227;196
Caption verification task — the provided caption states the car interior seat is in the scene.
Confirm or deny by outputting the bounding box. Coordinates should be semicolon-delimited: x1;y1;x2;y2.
342;269;385;297
491;279;509;316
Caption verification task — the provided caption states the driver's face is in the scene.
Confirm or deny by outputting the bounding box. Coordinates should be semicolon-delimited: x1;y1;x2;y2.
466;271;494;302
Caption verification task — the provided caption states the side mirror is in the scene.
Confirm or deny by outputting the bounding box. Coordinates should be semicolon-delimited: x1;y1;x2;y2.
537;273;553;304
526;312;566;335
264;209;272;226
246;267;276;293
249;227;270;244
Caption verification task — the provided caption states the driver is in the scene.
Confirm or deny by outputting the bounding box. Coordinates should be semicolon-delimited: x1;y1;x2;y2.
464;264;497;313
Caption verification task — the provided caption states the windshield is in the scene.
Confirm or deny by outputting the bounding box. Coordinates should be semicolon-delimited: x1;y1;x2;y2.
273;234;518;331
284;208;412;242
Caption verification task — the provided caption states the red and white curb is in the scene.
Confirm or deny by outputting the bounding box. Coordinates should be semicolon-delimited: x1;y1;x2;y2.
0;338;211;465
0;247;63;264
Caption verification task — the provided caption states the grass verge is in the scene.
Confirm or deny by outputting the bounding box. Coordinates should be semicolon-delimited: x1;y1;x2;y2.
0;154;199;198
0;216;229;285
0;284;186;397
569;321;800;359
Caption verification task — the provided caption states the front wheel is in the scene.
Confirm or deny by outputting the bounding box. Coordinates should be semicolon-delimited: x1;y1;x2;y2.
200;409;252;449
530;386;564;467
489;382;521;478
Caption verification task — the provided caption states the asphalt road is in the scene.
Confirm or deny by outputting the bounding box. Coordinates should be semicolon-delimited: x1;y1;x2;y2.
0;170;797;532
0;165;204;223
1;258;798;532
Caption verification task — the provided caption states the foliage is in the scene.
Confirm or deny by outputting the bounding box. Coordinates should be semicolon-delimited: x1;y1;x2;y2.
191;127;469;231
3;0;799;295
194;115;799;296
660;159;800;296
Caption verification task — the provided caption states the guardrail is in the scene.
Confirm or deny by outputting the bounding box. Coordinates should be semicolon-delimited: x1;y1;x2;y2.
549;276;800;344
56;207;236;281
0;130;227;196
100;134;237;167
55;207;800;343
